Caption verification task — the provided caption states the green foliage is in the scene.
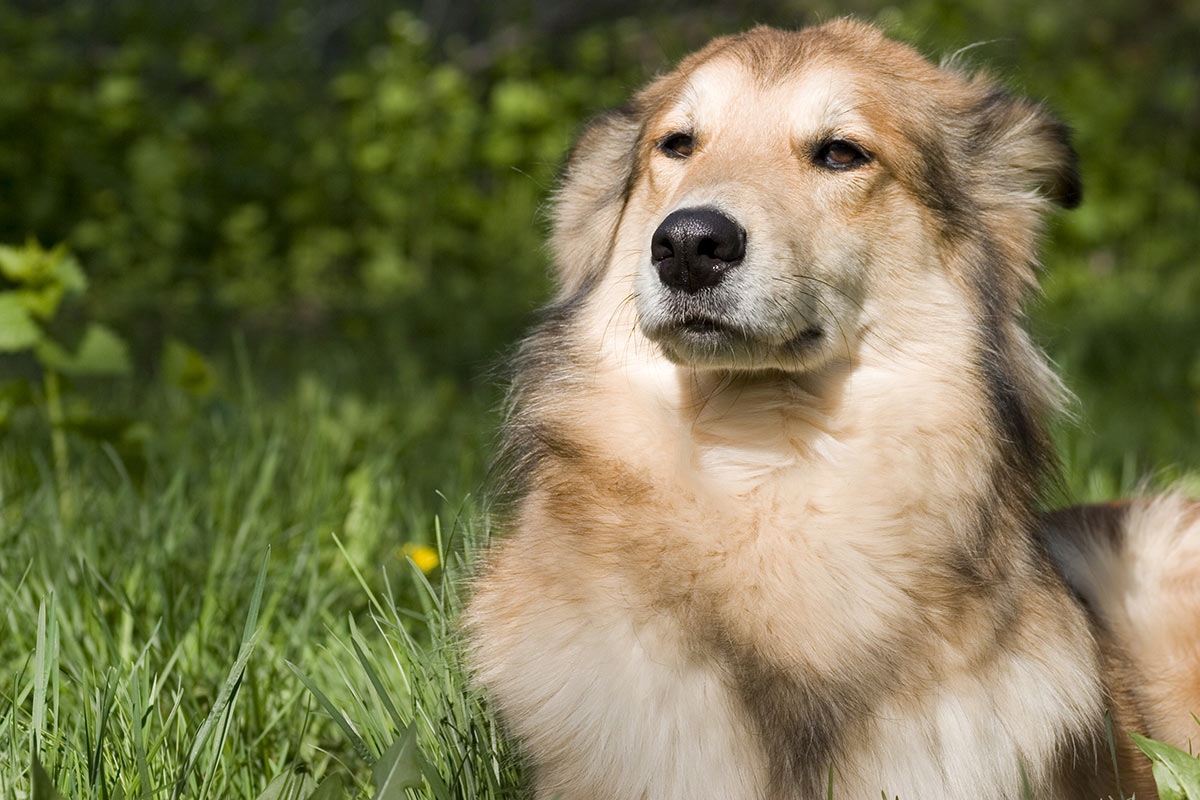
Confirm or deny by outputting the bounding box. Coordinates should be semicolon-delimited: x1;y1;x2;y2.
1132;732;1200;800
248;769;350;800
0;239;129;376
162;337;219;397
0;3;639;371
1;0;1197;479
0;238;135;515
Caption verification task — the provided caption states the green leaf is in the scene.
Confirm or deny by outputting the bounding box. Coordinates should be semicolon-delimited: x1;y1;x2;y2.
1132;732;1200;799
0;294;42;351
36;324;131;376
0;240;86;295
14;284;66;320
371;724;423;800
0;244;20;279
308;775;346;800
255;764;317;800
52;252;87;294
31;337;71;370
31;754;65;800
162;338;217;396
69;324;132;375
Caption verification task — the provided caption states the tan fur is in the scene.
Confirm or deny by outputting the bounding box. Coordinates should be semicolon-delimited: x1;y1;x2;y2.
1046;497;1200;749
466;19;1198;799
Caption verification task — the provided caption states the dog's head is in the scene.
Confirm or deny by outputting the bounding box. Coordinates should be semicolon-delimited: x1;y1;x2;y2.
552;19;1079;372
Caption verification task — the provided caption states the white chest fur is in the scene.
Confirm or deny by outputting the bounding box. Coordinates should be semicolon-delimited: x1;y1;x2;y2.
482;587;1097;800
834;652;1100;799
471;578;768;799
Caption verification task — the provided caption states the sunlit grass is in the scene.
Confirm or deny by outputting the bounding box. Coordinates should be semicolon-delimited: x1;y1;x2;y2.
0;370;521;799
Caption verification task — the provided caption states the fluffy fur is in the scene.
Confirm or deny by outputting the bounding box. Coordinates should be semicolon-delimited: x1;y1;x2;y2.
465;19;1198;799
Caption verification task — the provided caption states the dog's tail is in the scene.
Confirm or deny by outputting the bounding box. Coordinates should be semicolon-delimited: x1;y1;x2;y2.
1041;494;1200;750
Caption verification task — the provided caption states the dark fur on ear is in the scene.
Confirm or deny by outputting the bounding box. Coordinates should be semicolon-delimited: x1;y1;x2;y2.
969;86;1082;209
550;108;641;296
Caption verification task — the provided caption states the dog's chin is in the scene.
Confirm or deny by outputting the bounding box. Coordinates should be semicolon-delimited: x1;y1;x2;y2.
644;319;826;371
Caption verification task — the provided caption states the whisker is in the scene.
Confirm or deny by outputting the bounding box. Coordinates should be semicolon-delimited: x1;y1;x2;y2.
768;273;900;358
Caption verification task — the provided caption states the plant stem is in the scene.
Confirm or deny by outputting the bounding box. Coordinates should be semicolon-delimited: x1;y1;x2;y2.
44;367;71;520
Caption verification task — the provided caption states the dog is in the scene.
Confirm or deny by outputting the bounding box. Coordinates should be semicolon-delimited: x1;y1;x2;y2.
465;19;1200;799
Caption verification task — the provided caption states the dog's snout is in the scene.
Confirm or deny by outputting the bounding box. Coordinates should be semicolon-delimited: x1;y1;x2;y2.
651;208;746;293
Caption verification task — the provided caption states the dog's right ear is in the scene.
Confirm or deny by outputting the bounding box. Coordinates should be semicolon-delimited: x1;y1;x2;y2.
968;87;1083;210
551;108;641;297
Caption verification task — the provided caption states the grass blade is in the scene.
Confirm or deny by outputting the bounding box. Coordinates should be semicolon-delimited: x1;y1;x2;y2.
349;632;404;732
30;596;48;756
371;724;422;800
169;549;270;800
89;667;119;789
285;662;372;763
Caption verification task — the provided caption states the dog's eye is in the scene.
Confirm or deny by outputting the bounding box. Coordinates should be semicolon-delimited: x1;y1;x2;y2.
658;133;695;159
814;139;870;170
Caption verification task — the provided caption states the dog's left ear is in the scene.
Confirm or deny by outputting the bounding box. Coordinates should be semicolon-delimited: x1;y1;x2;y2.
970;88;1082;209
550;108;641;297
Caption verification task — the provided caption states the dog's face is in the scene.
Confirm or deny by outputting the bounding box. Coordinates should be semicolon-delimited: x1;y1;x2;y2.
555;21;1080;374
631;54;911;370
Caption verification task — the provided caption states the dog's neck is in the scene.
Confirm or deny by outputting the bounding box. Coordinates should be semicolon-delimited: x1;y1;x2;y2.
583;268;1013;512
671;353;985;496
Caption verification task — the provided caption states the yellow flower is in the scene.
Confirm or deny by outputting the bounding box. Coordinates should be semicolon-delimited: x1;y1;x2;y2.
401;543;440;574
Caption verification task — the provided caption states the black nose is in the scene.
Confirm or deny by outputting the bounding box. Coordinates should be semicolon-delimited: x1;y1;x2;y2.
651;207;746;293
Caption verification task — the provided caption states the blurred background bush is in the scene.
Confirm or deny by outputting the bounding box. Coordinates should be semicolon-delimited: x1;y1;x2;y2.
2;0;1198;479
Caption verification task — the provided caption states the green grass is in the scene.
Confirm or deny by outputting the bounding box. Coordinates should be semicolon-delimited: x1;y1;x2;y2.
1;334;1197;799
0;362;522;799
